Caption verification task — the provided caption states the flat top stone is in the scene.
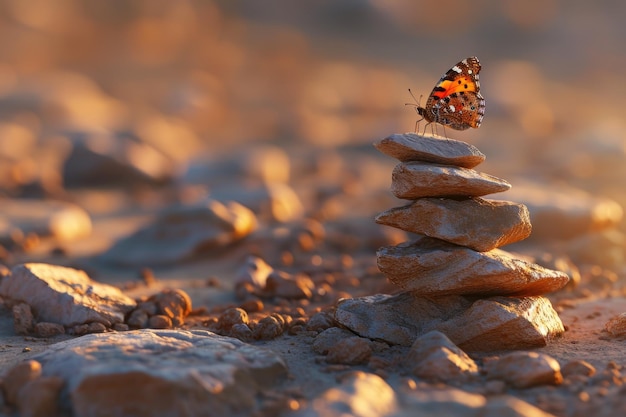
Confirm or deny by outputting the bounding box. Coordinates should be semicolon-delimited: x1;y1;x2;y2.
377;237;570;297
334;292;564;350
0;199;92;242
0;263;136;327
99;199;257;266
375;197;531;252
494;181;624;241
391;162;511;199
374;133;485;168
33;329;287;417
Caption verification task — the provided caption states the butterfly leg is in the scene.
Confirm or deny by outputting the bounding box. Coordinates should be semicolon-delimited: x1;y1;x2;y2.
427;123;437;137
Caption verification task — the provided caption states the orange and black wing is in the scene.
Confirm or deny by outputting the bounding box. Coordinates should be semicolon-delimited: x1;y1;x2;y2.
417;57;485;130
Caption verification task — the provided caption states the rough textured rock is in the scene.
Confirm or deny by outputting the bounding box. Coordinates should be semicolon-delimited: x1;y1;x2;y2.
325;337;372;365
0;263;136;328
32;329;287;417
217;308;250;333
296;372;398;417
16;376;64;417
252;315;284;340
604;312;626;337
406;331;478;382
374;133;486;168
482;395;558;417
0;199;92;242
100;199;257;266
563;229;626;267
435;297;565;352
62;132;178;187
368;134;567;355
485;351;563;388
334;292;564;351
561;360;596;377
391;161;511;199
375;197;531;252
264;271;314;299
210;183;304;222
150;288;192;327
184;144;291;186
500;181;623;241
35;322;66;337
12;303;34;335
398;385;486;416
234;255;274;289
377;237;569;296
2;360;42;406
312;327;357;355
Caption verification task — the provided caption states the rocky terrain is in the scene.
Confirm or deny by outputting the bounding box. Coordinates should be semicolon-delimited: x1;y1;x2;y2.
1;2;626;416
1;131;625;417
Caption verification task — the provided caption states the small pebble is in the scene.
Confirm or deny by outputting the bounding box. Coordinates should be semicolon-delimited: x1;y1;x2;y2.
239;299;264;313
325;337;372;365
148;315;172;329
218;308;249;332
230;323;253;342
253;316;284;340
34;322;65;338
306;312;335;332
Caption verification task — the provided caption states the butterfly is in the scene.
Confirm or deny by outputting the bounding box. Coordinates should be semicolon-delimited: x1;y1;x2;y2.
409;56;485;133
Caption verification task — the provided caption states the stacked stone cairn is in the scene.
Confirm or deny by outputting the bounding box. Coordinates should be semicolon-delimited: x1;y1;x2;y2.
334;133;570;351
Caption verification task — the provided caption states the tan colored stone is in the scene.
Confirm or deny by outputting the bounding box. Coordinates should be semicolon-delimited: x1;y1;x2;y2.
325;337;372;365
127;309;149;329
16;376;64;417
483;396;558;417
499;181;623;241
485;351;563;388
234;255;274;290
211;183;304;223
0;263;136;327
399;385;485;416
252;315;284;340
561;360;596;377
407;331;478;382
147;315;172;329
264;271;314;299
306;311;336;332
12;302;34;335
152;288;192;326
299;372;398;417
100;199;257;266
377;237;569;296
374;133;485;168
35;322;65;338
33;330;287;417
437;296;565;351
334;292;564;351
3;360;42;405
312;327;357;355
217;308;250;333
391;161;511;199
0;199;92;242
605;312;626;337
375;198;531;251
63;133;178;187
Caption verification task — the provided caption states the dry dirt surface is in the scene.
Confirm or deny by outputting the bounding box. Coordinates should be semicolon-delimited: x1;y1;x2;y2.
1;2;626;416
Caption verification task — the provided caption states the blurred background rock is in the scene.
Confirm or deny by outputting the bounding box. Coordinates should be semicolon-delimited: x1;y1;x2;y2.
0;0;623;235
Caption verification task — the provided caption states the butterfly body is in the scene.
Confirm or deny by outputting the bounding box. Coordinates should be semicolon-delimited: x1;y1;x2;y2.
415;57;485;131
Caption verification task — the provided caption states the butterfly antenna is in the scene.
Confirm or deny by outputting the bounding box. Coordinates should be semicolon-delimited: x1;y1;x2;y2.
408;89;421;104
407;89;426;133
